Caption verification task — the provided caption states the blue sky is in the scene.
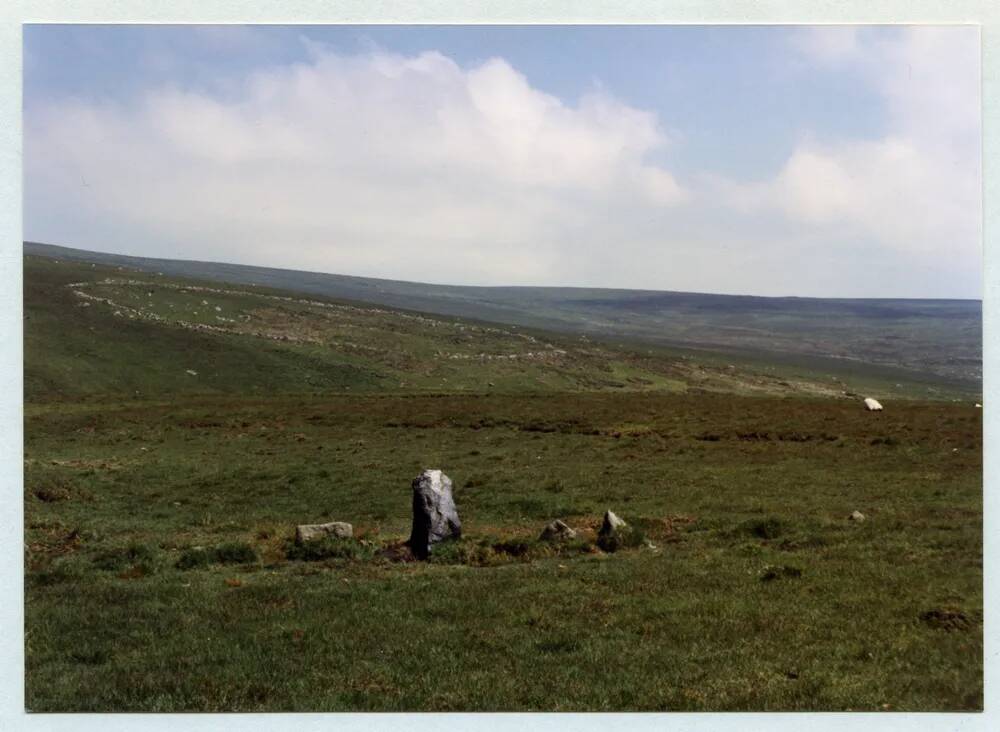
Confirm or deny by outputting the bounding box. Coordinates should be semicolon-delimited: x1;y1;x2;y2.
23;24;981;297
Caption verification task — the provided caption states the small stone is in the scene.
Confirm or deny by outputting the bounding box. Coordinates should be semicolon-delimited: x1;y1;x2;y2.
863;398;883;411
539;519;577;542
848;510;866;522
295;521;353;544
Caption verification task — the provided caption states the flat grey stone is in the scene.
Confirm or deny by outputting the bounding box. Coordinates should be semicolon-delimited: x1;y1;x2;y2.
539;519;577;542
295;521;353;544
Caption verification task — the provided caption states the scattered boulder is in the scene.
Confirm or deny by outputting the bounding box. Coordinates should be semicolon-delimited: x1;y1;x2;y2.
863;398;883;411
848;510;866;522
295;521;353;544
408;469;461;559
539;519;577;542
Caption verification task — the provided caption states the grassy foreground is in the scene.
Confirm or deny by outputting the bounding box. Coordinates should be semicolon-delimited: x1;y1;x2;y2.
24;392;982;711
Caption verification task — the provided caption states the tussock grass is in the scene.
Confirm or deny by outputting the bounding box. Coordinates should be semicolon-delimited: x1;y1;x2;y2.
176;542;258;570
284;536;375;562
738;517;787;540
93;542;159;572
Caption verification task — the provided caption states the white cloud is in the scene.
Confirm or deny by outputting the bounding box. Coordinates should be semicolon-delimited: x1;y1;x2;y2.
720;26;981;265
26;46;688;286
24;29;980;297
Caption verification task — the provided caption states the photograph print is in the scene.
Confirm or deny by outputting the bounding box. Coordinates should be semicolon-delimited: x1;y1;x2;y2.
22;23;982;712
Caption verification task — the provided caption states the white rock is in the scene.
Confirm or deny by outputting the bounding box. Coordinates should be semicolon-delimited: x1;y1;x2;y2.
539;519;577;542
863;398;883;411
295;521;353;544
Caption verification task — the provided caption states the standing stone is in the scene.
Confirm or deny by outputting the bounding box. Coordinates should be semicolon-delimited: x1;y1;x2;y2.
409;469;461;559
600;510;627;536
539;519;577;542
295;521;353;544
597;510;630;552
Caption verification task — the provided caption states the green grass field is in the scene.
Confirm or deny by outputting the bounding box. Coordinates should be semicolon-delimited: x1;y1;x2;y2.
23;254;983;711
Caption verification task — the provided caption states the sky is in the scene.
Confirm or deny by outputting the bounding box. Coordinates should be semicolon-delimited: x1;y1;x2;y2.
23;24;981;298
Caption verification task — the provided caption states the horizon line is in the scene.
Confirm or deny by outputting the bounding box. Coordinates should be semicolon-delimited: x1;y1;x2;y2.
23;240;984;304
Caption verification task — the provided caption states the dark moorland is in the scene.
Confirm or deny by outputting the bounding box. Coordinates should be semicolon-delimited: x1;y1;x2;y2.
23;250;982;711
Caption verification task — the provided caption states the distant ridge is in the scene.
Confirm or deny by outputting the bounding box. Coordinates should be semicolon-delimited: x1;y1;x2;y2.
24;241;982;385
23;241;980;303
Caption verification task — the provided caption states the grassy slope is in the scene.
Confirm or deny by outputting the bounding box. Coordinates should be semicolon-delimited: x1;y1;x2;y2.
25;241;982;387
23;254;978;402
23;254;983;711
